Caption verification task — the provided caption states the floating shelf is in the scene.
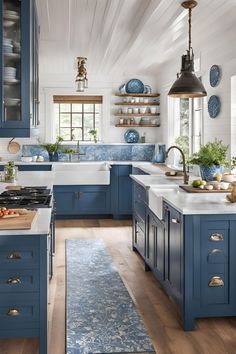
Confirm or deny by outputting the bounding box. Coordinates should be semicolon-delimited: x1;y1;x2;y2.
114;113;160;117
115;93;160;97
115;124;160;127
115;102;160;106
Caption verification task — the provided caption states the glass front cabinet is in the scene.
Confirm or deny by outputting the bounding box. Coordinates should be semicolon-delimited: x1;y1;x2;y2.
0;0;39;137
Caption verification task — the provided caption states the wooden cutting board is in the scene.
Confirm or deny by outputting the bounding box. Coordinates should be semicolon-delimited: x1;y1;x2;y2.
0;209;38;230
180;185;232;193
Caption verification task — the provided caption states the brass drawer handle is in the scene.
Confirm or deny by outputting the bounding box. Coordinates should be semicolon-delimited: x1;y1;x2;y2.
208;276;224;287
7;308;20;317
7;277;21;285
171;218;179;224
210;233;224;241
7;252;21;260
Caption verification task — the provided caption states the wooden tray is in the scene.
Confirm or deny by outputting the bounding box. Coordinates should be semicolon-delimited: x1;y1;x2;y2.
0;209;37;230
180;185;232;193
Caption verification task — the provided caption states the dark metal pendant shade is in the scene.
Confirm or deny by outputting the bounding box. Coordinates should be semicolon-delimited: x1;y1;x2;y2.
168;0;207;98
168;54;207;98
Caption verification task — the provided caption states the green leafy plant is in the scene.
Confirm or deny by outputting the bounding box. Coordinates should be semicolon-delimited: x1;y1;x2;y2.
88;129;98;143
63;148;75;161
188;139;228;167
41;136;64;153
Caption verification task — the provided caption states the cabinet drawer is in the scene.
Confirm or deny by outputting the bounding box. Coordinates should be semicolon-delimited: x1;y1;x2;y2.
0;237;39;269
134;183;147;203
0;293;39;329
0;269;39;292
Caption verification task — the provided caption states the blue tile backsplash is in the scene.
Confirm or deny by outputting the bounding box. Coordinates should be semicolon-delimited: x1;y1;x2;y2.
22;144;155;162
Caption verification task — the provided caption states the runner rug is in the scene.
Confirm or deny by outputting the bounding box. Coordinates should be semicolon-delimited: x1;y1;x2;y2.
66;239;155;354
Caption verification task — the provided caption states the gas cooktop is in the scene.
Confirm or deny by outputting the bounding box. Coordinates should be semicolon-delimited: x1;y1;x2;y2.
0;186;52;208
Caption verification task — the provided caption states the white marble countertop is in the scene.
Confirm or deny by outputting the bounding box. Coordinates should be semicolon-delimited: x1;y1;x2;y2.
132;174;236;215
0;171;54;193
0;209;51;235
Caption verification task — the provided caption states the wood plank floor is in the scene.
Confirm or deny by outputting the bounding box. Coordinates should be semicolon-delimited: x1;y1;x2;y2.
1;219;236;354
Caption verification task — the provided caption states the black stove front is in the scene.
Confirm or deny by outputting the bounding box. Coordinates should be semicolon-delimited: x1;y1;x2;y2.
0;186;52;208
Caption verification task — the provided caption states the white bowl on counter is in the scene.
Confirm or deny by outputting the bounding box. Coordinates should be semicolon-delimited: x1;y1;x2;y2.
21;156;32;162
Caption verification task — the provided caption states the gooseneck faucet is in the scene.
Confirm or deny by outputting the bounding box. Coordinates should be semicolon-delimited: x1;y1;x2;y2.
166;145;189;184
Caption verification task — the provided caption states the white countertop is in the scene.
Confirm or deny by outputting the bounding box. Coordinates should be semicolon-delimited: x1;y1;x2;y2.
0;171;54;193
131;174;236;215
0;209;51;236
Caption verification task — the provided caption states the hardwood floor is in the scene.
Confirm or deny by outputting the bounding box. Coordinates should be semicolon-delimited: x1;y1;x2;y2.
1;219;236;354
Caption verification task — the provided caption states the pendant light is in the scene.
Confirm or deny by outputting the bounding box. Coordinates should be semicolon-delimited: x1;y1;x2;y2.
168;0;207;98
76;57;88;92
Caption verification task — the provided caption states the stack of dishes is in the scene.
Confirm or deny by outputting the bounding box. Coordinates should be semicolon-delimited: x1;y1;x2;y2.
4;98;21;106
4;66;17;82
4;9;19;20
13;41;20;53
4;9;19;27
3;38;13;53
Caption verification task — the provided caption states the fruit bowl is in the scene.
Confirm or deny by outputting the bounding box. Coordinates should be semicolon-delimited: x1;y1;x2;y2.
223;174;236;182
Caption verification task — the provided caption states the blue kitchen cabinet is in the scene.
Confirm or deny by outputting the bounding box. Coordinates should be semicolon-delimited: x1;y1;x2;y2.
146;207;165;280
111;165;133;218
0;0;39;137
54;185;111;218
163;203;183;308
0;164;52;171
0;235;49;354
132;181;147;258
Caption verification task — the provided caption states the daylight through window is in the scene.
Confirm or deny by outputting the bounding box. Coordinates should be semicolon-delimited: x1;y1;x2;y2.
53;95;102;141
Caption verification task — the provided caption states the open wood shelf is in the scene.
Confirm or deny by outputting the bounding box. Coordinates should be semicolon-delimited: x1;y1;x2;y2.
114;113;160;116
115;124;160;127
115;93;160;97
115;102;160;106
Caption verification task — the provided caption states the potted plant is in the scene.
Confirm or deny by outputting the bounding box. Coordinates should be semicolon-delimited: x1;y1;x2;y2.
188;139;228;181
88;129;98;143
63;148;75;162
41;136;63;161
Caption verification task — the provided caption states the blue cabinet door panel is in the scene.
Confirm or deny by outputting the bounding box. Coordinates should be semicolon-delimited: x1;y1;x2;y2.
0;269;39;292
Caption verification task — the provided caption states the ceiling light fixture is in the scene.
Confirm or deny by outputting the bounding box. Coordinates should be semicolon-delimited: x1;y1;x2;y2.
76;57;88;92
168;0;207;98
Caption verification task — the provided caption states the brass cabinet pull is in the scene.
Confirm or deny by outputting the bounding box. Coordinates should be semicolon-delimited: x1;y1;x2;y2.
7;308;20;316
209;233;224;241
7;277;21;285
7;252;21;260
171;218;179;224
208;276;224;287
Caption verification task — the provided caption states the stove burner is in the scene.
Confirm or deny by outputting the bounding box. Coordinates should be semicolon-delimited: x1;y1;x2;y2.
1;187;51;198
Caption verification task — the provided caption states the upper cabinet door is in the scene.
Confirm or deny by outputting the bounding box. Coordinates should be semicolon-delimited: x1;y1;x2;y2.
0;0;38;137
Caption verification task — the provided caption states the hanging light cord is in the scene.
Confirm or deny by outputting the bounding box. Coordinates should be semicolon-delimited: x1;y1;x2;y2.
188;7;192;53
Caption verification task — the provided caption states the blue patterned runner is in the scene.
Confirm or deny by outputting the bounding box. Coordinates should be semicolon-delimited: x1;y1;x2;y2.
66;240;155;354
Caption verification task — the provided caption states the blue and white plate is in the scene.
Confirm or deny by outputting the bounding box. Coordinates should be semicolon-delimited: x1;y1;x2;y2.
124;129;139;143
126;79;144;94
210;65;221;87
208;95;221;118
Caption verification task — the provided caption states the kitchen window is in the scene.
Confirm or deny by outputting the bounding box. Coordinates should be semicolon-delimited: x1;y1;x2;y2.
53;95;102;141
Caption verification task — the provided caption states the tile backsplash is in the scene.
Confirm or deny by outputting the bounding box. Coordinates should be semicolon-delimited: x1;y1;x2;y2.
21;143;155;162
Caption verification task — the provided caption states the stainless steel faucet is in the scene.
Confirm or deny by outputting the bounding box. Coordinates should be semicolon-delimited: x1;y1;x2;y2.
166;145;189;184
76;140;85;160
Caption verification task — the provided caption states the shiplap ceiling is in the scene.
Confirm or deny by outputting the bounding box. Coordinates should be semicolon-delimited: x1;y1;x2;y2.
37;0;236;77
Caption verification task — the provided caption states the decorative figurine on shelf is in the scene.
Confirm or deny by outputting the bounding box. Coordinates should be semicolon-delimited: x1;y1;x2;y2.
226;182;236;203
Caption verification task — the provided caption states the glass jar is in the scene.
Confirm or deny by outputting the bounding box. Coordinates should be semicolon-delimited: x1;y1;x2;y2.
4;162;18;182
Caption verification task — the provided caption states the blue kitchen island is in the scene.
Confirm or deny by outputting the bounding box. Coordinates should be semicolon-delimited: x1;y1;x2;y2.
131;174;236;331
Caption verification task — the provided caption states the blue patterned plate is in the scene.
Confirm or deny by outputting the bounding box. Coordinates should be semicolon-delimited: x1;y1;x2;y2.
208;95;221;118
124;129;140;143
126;79;144;94
210;65;221;87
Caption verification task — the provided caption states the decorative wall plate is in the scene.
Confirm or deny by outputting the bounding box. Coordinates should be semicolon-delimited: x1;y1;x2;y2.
208;95;221;118
126;79;144;94
124;129;139;143
210;65;221;87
